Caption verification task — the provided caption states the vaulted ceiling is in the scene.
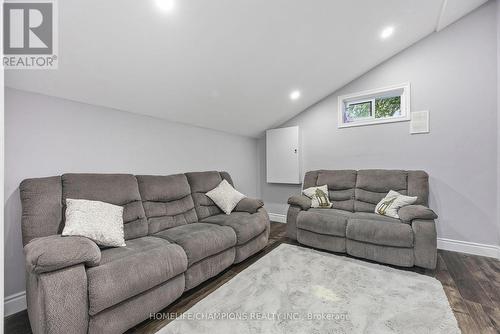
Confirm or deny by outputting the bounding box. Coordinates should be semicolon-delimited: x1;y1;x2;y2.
5;0;488;137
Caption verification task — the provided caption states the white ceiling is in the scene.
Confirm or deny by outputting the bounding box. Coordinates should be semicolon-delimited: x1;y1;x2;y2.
5;0;488;137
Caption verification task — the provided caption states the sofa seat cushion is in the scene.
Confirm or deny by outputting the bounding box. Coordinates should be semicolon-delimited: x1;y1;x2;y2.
346;219;414;248
86;236;187;315
351;212;402;223
308;208;353;217
201;210;267;245
153;223;237;266
297;209;349;237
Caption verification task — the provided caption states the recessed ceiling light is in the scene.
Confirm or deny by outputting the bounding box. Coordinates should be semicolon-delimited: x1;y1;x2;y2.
380;26;395;39
155;0;175;12
290;90;301;100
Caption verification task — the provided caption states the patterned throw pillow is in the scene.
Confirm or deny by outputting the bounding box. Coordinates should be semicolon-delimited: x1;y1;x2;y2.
63;199;125;247
375;190;418;219
206;179;246;214
302;185;333;208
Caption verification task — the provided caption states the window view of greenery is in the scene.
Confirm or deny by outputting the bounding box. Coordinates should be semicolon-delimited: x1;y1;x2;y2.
374;96;401;118
345;101;372;122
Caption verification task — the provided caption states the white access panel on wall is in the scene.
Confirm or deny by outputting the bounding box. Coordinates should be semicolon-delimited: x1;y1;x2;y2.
266;126;300;184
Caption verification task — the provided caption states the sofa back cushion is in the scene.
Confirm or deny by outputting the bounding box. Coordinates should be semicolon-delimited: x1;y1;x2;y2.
136;174;198;234
20;176;63;246
185;171;234;220
407;171;429;206
61;174;147;240
303;170;356;211
303;169;429;213
354;170;408;212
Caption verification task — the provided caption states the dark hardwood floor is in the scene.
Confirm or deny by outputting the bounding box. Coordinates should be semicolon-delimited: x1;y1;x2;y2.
5;222;500;333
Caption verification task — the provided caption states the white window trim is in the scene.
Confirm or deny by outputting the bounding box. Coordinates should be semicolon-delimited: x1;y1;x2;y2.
345;98;374;120
337;82;411;128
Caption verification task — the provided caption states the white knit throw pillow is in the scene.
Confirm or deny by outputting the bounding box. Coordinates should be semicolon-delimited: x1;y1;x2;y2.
206;180;246;215
63;199;125;247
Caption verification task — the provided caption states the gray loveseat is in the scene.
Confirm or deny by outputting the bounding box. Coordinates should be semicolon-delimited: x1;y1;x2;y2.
287;169;437;269
20;171;270;334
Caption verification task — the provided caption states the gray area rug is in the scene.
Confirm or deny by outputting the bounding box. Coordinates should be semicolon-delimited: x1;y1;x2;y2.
160;244;460;334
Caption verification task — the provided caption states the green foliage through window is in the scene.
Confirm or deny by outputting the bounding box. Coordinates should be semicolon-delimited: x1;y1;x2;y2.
375;96;401;118
345;101;372;122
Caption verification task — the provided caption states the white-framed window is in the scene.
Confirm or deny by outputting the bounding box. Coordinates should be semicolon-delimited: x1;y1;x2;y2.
338;83;410;128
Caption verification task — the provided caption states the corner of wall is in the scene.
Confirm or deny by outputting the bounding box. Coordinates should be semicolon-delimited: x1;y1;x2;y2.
497;0;500;247
255;136;264;199
0;29;5;328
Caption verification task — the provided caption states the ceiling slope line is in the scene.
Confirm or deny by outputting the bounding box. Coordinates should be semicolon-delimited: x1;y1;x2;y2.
436;0;449;32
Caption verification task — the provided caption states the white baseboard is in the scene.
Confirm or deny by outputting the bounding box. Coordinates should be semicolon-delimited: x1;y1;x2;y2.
5;291;26;317
437;238;500;259
268;212;500;259
268;213;286;223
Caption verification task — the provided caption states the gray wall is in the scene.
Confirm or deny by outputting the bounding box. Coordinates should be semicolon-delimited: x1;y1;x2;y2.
497;0;500;250
4;88;259;297
497;0;500;246
259;1;499;247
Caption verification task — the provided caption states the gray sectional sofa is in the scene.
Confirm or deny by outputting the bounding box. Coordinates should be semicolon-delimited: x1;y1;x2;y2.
287;169;437;269
20;171;270;334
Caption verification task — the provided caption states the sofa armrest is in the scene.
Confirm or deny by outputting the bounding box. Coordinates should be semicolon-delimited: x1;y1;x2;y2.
27;265;90;334
412;219;437;269
398;205;437;223
287;195;311;211
25;235;101;274
234;197;264;213
286;206;301;240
